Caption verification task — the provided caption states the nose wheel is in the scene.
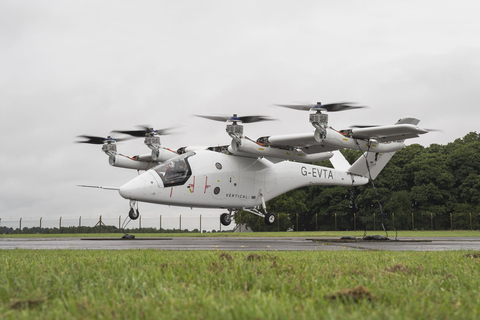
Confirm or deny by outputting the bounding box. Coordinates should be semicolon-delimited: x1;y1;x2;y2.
128;200;140;220
129;208;139;220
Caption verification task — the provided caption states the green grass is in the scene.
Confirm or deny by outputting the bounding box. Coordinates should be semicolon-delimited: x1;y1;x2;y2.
1;250;480;319
2;230;480;238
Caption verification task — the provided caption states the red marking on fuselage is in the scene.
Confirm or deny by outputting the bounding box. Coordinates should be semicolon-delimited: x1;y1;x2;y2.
188;176;195;193
204;176;211;193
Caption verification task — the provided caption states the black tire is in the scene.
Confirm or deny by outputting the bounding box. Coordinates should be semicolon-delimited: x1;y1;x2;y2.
129;208;139;220
264;212;276;225
220;213;232;226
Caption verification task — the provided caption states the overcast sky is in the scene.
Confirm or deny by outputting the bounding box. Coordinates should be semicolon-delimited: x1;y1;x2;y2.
1;0;479;230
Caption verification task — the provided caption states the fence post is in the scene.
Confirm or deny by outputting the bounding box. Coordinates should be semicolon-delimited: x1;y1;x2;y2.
119;215;121;230
335;213;337;231
200;214;202;233
139;215;142;232
450;212;453;231
160;215;162;233
354;213;356;231
240;212;243;232
374;212;376;231
431;212;433;231
40;217;42;234
59;217;62;233
19;218;22;234
277;212;279;232
412;212;414;231
79;216;81;228
296;213;298;231
316;213;318;231
179;215;181;233
392;213;395;226
470;213;473;231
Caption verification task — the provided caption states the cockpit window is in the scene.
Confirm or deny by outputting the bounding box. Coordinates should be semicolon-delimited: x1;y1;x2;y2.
152;152;194;187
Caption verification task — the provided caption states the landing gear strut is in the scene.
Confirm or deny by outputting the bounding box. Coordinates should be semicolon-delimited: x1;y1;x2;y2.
220;209;277;227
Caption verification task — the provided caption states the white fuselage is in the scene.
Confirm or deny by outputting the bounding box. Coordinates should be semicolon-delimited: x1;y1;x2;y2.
118;150;368;210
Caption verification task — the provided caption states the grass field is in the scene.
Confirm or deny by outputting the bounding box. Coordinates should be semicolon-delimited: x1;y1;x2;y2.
1;230;480;238
1;249;480;319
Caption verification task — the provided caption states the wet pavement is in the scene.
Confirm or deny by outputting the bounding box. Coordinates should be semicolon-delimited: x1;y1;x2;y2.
1;236;480;251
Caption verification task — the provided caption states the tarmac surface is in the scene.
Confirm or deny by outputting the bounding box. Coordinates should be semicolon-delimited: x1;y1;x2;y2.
1;236;480;251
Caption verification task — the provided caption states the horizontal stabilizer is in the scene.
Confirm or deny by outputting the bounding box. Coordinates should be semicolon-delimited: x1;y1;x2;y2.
348;151;396;180
329;151;351;171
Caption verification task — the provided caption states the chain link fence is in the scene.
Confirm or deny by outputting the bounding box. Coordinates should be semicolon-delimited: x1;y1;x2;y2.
1;211;479;234
0;214;236;234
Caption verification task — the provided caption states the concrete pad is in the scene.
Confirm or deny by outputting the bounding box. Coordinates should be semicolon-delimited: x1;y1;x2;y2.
1;236;480;251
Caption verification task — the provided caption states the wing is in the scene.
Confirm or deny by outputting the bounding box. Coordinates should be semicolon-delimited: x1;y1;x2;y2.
261;132;340;154
255;117;430;156
349;117;429;142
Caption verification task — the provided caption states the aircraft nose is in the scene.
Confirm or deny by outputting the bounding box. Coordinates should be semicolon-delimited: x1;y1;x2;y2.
119;175;145;199
119;171;162;200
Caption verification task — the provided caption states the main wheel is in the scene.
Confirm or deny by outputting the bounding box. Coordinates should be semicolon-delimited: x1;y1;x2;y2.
264;212;276;225
220;213;232;226
129;208;139;220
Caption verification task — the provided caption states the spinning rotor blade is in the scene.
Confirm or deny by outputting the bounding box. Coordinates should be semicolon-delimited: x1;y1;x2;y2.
75;135;129;144
349;125;381;129
238;115;275;123
112;125;175;137
194;115;231;122
194;114;275;123
276;102;366;112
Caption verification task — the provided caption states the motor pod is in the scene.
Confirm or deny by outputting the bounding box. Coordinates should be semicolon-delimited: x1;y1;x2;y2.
151;148;178;162
109;154;158;170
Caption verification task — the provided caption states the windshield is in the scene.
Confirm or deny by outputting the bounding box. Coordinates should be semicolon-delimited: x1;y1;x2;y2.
153;152;194;187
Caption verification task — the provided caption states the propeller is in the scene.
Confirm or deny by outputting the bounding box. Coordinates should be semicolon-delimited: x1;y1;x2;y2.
194;114;275;123
75;135;130;144
276;102;366;112
349;125;380;129
112;125;175;138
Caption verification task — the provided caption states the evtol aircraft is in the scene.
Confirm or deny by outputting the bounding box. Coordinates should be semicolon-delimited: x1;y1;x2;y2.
77;102;431;227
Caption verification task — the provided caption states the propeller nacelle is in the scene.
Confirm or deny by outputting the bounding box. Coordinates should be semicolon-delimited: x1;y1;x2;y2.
112;126;175;161
76;135;127;157
195;114;274;147
276;101;367;142
308;103;329;142
101;136;118;156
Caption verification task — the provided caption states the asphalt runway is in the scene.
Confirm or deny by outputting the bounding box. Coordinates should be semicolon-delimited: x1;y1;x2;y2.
1;236;480;251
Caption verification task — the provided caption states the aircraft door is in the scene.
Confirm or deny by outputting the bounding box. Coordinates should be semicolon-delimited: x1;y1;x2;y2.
237;158;256;200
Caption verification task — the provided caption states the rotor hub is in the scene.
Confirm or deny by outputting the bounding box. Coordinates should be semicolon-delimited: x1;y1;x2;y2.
310;112;329;142
102;140;117;156
226;123;244;136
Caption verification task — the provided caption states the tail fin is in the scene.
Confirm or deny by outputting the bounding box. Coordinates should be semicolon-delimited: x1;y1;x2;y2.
347;151;396;180
329;151;351;171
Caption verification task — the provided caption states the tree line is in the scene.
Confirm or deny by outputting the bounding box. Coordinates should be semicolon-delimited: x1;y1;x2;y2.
236;132;480;232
